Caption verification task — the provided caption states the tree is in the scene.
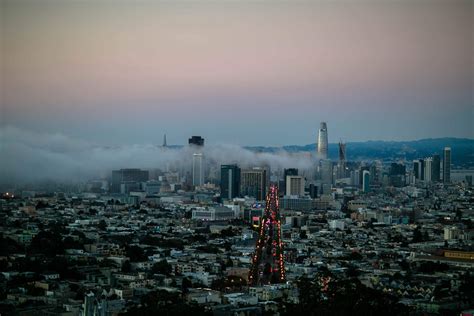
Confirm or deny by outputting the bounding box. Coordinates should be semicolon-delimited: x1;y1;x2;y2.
220;227;235;238
399;259;410;271
412;227;423;243
151;260;172;275
459;272;474;302
182;277;192;294
348;251;363;261
29;230;65;256
125;245;147;262
122;260;131;273
98;220;107;231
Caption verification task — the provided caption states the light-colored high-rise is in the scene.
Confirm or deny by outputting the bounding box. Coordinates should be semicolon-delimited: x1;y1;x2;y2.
424;157;433;183
317;122;328;159
285;175;305;196
192;153;204;186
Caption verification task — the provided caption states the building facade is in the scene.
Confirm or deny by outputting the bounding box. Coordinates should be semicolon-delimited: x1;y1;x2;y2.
221;164;241;200
241;168;267;201
317;122;328;159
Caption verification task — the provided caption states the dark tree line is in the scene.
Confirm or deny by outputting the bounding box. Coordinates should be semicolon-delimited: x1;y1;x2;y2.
284;270;408;316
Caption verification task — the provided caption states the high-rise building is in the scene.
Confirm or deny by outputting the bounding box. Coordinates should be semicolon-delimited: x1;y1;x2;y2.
189;136;204;147
111;169;149;193
389;163;406;187
283;168;298;190
353;170;360;187
418;159;425;181
249;185;285;285
189;135;205;187
443;147;451;183
192;153;204;186
424;157;433;183
285;175;305;196
413;160;420;179
320;159;333;185
221;164;241;200
317;122;328;159
362;170;370;193
241;168;267;200
337;141;347;178
432;154;441;182
308;183;318;198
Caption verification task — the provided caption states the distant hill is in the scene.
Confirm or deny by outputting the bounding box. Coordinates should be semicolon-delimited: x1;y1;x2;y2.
246;138;474;167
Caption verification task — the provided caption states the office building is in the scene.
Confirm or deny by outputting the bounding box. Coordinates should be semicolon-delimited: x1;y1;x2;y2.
308;183;318;199
351;170;361;187
192;206;236;221
189;136;205;147
193;153;204;187
111;169;149;193
389;163;406;187
362;170;370;193
320;160;333;185
241;168;267;201
283;168;298;191
285;175;305;196
189;135;205;188
337;141;347;178
413;160;420;179
221;164;241;200
443;147;451;183
424;158;433;183
144;180;161;195
317;122;328;159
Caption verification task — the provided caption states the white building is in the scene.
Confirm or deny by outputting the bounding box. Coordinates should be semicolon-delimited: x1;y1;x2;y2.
192;206;236;221
192;153;204;187
329;219;345;230
286;175;305;197
424;158;433;183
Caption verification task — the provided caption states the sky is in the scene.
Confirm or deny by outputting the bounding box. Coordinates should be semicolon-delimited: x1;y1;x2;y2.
1;0;473;146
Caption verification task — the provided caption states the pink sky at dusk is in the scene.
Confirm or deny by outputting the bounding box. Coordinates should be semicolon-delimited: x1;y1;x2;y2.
1;0;472;145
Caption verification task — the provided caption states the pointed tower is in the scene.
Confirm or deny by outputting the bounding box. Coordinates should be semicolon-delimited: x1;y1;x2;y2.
163;134;167;147
317;122;328;160
249;185;286;285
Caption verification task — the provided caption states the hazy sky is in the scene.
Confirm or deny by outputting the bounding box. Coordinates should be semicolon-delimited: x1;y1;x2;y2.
1;0;473;146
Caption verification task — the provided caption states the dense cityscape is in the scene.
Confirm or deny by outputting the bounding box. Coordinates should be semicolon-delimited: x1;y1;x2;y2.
1;123;473;315
2;0;473;315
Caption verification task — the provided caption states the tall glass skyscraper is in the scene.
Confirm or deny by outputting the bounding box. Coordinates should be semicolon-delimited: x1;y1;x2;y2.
221;164;241;200
362;170;371;193
317;122;328;159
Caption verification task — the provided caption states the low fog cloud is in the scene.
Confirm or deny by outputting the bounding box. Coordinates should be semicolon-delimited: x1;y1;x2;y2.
0;126;316;184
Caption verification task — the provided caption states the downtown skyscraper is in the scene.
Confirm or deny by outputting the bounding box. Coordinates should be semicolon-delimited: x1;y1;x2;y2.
220;164;241;200
317;122;328;160
190;136;205;187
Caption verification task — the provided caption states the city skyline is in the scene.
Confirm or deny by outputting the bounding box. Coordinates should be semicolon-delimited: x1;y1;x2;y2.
1;1;473;314
2;0;472;146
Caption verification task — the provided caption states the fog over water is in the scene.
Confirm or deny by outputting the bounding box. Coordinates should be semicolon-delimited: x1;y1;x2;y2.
0;126;316;185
